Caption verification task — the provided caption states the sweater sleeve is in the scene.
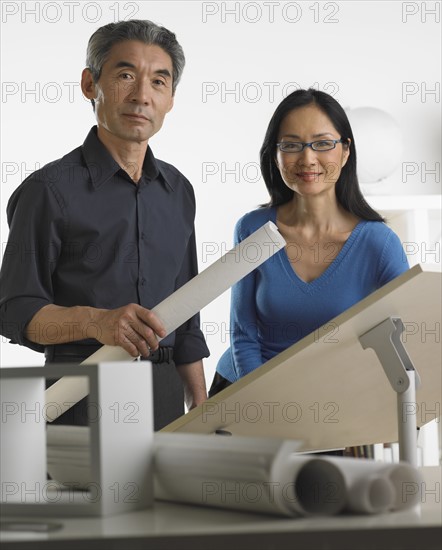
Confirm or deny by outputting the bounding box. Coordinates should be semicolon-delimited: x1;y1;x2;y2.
230;218;264;378
376;230;410;287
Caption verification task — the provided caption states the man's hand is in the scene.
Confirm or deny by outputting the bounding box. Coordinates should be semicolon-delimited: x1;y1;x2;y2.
93;304;166;357
25;303;166;358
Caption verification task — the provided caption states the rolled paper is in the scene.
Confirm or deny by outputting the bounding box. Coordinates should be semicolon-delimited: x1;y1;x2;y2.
153;433;346;517
273;454;346;516
44;222;286;421
82;346;134;365
346;475;395;514
45;428;421;517
46;428;304;501
153;437;421;516
151;221;285;336
323;456;422;513
383;463;422;510
44;375;89;422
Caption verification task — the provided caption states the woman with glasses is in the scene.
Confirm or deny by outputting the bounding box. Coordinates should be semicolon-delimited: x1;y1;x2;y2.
210;88;409;397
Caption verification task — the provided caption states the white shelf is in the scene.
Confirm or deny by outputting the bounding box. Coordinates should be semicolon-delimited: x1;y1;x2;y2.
364;194;441;269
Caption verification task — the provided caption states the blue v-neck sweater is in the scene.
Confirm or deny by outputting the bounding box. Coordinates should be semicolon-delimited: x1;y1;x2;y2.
217;207;409;382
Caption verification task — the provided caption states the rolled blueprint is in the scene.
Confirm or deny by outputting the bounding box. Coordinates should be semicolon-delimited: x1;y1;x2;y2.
323;456;422;514
153;433;346;517
44;222;286;421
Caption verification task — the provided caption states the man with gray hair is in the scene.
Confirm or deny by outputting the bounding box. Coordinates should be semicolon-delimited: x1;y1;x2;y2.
0;20;210;430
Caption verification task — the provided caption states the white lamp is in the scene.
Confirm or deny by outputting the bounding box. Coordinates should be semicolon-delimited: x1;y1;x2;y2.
346;107;402;194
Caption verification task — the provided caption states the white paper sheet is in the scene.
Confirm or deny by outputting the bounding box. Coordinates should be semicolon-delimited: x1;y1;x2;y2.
44;222;286;421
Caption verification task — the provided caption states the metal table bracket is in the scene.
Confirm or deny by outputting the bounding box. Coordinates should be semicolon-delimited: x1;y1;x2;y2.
359;317;421;466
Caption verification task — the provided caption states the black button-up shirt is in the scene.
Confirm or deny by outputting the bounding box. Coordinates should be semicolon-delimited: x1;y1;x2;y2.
0;127;209;364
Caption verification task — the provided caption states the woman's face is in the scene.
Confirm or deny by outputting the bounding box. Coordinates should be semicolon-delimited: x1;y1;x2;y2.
275;104;350;198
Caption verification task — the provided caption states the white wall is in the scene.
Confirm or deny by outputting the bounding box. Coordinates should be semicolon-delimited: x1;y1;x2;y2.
1;0;441;380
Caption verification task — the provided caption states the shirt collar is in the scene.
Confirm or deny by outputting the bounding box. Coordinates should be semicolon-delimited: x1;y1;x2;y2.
81;126;175;191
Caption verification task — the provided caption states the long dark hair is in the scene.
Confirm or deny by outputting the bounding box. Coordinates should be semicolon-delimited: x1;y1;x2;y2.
260;88;383;222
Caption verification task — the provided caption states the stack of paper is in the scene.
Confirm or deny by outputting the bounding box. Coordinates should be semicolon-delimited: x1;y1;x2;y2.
46;425;91;487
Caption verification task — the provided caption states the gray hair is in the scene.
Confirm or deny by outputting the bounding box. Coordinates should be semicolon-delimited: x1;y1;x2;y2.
86;19;185;103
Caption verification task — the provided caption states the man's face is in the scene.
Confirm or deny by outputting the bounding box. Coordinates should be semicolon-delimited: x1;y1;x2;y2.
82;40;175;144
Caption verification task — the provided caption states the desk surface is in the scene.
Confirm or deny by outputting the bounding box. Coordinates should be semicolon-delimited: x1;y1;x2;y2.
1;467;441;550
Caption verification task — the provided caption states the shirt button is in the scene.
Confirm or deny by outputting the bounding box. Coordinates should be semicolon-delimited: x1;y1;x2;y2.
141;233;145;240
140;277;146;286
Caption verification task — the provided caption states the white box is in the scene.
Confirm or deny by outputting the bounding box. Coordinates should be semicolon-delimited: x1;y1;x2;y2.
0;362;153;517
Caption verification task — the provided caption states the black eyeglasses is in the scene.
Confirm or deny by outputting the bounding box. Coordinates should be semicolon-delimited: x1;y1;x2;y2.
276;139;345;153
